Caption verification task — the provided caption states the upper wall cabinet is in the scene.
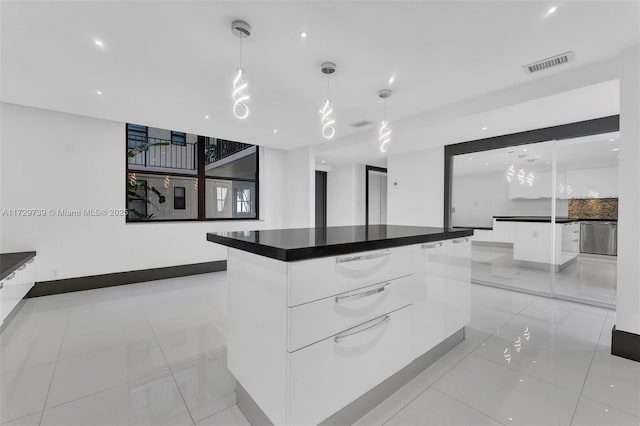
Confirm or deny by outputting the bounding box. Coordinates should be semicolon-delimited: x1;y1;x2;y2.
564;167;618;199
508;167;618;200
508;171;564;200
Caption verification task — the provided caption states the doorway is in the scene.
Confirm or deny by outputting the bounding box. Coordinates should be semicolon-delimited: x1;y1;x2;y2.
315;170;327;228
366;165;388;226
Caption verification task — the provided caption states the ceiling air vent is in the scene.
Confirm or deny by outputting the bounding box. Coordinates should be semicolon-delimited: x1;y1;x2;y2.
523;51;574;74
349;120;373;128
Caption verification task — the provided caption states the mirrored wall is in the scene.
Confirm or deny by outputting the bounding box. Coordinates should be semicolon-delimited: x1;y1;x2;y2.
447;118;619;308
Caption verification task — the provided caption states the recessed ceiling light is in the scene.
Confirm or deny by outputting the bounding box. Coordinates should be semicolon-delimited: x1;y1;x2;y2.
612;148;619;151
468;157;473;160
546;5;558;16
94;39;105;48
523;148;528;152
609;138;615;142
321;160;326;164
300;31;308;39
95;90;103;96
205;114;210;119
482;126;488;131
273;129;278;134
388;74;395;85
485;162;489;166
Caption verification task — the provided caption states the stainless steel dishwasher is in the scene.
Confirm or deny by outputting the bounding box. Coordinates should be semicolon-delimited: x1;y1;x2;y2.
580;221;617;256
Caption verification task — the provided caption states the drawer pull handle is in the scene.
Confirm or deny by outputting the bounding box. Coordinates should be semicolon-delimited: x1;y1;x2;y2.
334;315;391;343
451;238;468;244
422;242;443;249
335;283;389;304
5;273;16;280
336;250;391;264
18;265;27;271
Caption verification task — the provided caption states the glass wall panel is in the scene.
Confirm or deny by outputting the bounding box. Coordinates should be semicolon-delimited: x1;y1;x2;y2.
551;132;619;307
127;173;198;221
452;141;554;296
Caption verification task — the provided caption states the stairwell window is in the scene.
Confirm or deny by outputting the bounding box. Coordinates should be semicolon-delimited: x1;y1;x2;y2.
126;124;259;222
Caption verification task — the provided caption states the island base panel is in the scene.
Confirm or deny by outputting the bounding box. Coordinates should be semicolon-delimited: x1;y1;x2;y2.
235;327;465;426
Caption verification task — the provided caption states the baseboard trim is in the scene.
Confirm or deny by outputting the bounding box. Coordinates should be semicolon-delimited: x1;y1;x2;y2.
0;298;28;335
26;260;227;298
611;326;640;362
236;328;465;425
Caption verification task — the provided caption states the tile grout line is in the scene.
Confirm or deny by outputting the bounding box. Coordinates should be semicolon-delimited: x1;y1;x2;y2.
139;299;197;426
37;306;72;426
568;313;609;425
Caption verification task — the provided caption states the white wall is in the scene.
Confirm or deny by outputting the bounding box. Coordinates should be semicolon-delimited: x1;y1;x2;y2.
452;172;569;228
617;44;640;336
0;103;287;282
387;147;444;227
326;163;366;227
284;146;315;228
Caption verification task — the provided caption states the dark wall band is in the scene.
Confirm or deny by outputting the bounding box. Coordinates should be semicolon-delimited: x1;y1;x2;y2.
26;260;227;297
611;326;640;362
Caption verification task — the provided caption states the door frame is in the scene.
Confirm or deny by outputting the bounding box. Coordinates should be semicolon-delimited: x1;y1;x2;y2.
443;115;620;229
365;165;388;226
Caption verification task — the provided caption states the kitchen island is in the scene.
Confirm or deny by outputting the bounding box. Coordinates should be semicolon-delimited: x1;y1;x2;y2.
207;225;473;425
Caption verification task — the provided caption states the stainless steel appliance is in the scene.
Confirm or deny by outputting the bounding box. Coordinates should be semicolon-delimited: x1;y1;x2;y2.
580;221;617;256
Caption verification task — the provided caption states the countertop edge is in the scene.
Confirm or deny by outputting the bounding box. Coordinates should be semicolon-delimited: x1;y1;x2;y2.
0;251;37;281
207;229;473;262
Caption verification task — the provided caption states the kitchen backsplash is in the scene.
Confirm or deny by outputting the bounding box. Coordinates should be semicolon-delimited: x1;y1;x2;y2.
568;198;618;219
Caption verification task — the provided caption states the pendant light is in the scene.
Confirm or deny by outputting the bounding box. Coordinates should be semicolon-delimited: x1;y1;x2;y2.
378;89;392;153
231;20;251;120
319;62;336;140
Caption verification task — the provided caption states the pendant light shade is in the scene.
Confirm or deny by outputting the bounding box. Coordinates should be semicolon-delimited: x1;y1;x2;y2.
378;89;392;153
231;20;251;120
319;62;336;140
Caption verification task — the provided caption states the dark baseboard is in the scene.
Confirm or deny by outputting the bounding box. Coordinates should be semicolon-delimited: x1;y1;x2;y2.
611;326;640;362
0;298;28;335
26;260;227;298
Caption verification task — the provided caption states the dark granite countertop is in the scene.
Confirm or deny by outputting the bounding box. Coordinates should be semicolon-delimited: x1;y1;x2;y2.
493;216;617;223
0;252;36;281
207;225;474;261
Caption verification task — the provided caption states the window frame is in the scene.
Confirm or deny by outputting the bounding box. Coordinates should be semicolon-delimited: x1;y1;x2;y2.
171;131;187;146
173;186;186;210
125;124;260;223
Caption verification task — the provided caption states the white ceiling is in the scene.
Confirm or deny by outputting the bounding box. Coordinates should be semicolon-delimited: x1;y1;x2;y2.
1;1;639;153
452;131;621;176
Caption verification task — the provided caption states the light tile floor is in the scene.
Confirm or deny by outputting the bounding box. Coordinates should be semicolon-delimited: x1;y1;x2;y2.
472;245;618;306
0;273;637;426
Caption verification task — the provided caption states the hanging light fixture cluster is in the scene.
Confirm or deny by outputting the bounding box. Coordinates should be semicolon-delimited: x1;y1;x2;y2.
231;20;251;120
506;164;535;186
378;89;392;152
227;20;397;149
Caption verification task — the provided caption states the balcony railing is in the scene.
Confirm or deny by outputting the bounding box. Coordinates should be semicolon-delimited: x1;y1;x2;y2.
205;139;253;165
128;136;197;171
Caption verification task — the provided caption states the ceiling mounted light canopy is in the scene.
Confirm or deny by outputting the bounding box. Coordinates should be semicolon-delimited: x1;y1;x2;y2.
319;62;336;140
378;89;392;153
231;19;251;120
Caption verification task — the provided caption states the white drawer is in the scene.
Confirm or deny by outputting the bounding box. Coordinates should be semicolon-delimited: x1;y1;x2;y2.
288;245;413;306
288;305;412;425
288;275;415;351
1;259;36;322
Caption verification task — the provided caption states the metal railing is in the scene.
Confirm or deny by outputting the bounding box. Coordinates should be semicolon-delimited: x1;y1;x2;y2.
205;138;253;165
128;136;197;171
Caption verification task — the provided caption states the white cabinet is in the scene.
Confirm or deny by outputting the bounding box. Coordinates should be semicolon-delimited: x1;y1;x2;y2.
445;238;471;335
412;241;447;357
565;167;618;199
0;257;36;326
508;171;565;199
227;236;472;426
